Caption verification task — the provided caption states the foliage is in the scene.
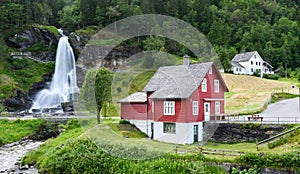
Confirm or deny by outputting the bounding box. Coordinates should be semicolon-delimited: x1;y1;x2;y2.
270;92;298;103
129;70;156;94
29;138;226;174
80;68;113;124
237;152;300;169
263;74;280;80
268;129;300;149
34;25;60;36
0;119;43;146
231;165;259;174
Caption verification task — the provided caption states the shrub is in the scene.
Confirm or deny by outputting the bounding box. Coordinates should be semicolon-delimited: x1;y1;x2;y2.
263;74;279;80
119;119;130;124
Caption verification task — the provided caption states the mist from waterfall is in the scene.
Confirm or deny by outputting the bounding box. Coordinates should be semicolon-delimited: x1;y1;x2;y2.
31;34;78;112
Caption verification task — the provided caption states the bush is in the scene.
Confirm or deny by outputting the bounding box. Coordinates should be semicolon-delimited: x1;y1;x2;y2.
119;119;130;124
263;74;279;80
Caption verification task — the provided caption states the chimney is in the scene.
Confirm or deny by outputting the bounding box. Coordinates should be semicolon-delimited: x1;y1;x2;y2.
183;54;190;66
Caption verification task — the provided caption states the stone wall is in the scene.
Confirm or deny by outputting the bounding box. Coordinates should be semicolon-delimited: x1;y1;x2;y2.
211;123;288;143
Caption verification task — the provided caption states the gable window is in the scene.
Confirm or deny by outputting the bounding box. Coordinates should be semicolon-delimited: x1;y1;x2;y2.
254;55;257;58
214;80;219;93
202;78;207;92
192;101;199;115
164;101;175;115
215;102;220;115
209;67;212;74
163;123;176;134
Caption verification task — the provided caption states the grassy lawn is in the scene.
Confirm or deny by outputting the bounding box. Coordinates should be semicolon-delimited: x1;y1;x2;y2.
0;119;43;146
224;74;298;115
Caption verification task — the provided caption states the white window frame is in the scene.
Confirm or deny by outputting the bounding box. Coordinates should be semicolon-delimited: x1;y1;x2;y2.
192;101;199;116
163;122;176;134
202;78;207;92
214;80;219;93
209;67;212;74
164;101;175;115
215;102;220;115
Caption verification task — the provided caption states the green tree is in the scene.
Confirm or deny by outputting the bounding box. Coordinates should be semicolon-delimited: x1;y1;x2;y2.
95;68;113;124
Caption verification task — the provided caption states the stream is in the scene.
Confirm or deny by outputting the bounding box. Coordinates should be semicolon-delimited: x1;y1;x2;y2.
0;139;43;174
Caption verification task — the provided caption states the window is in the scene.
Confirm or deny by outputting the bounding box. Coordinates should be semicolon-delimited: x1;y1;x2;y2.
215;102;220;115
251;61;253;65
214;80;219;93
259;62;261;66
163;123;176;133
202;78;207;92
256;62;258;65
209;67;212;74
236;67;238;72
251;68;254;72
254;55;257;58
164;101;175;115
239;68;241;72
192;101;198;115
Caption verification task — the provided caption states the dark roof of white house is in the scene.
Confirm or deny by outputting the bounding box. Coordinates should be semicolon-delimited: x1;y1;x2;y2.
231;51;256;62
118;92;146;103
143;62;226;99
231;62;245;68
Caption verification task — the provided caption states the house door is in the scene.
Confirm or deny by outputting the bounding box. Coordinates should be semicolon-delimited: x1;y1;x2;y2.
193;125;198;143
151;123;154;139
204;102;210;121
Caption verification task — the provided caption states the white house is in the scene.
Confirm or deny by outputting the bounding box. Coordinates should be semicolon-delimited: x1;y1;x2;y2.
231;51;274;76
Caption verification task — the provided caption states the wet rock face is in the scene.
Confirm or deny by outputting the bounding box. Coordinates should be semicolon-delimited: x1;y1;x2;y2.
3;91;32;112
29;121;61;141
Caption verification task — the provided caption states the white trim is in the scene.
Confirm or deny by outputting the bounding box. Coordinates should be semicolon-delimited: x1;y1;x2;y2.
214;80;219;93
202;78;207;92
215;101;220;115
163;101;175;115
192;101;198;115
203;98;225;101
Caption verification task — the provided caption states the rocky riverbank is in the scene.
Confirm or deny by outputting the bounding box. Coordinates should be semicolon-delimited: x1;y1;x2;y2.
0;139;43;174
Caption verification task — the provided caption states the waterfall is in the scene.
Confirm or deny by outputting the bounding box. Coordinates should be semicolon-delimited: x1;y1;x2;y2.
30;32;78;112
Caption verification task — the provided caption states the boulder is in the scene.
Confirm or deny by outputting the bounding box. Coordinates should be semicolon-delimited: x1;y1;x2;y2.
3;90;32;112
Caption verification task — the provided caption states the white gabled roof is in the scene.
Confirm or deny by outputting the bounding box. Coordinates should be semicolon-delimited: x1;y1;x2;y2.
118;92;146;103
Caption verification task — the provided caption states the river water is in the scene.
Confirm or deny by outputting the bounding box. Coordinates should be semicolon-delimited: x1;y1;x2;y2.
0;140;43;174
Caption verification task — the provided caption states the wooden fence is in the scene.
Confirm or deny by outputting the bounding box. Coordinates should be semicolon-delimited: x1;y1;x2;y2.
174;145;244;157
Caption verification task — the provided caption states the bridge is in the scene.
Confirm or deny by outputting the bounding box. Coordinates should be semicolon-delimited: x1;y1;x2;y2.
10;52;46;63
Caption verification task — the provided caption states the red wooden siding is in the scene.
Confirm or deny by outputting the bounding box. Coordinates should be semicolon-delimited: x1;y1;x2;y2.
121;103;146;120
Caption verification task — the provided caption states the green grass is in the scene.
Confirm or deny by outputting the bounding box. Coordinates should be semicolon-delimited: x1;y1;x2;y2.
34;25;60;36
22;119;83;165
0;119;43;146
271;92;299;103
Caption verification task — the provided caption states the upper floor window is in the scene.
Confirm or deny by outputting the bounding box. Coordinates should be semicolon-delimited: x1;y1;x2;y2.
192;101;199;115
259;62;261;66
214;80;219;93
209;67;212;74
202;78;207;92
254;55;257;58
256;62;258;65
164;101;175;115
251;61;253;65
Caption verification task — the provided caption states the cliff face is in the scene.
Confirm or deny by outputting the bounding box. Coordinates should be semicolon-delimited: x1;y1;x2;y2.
75;45;142;87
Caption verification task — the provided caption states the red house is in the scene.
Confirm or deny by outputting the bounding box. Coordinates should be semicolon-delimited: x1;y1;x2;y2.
119;57;228;144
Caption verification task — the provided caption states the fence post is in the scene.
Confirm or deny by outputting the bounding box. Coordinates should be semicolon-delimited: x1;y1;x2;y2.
256;138;259;151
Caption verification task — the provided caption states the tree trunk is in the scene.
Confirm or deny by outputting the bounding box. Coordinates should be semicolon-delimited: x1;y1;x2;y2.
97;109;101;124
103;103;107;119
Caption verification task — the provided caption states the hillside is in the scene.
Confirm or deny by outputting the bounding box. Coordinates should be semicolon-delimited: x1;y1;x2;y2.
224;74;297;114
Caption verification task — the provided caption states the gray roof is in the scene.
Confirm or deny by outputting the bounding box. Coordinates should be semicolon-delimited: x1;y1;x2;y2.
231;62;245;68
143;62;213;99
119;92;146;103
231;51;256;62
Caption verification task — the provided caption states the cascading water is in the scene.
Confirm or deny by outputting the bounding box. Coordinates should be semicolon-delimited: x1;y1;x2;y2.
31;31;78;112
